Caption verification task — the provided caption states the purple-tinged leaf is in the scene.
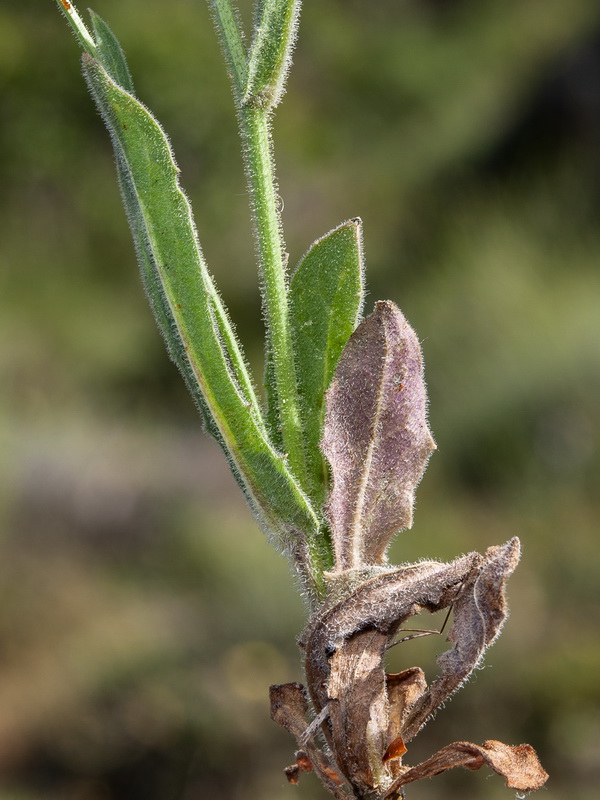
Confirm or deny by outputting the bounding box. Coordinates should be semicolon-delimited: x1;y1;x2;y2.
321;300;436;570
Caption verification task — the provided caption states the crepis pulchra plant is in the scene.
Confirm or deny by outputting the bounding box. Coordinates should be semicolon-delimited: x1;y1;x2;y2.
56;1;548;797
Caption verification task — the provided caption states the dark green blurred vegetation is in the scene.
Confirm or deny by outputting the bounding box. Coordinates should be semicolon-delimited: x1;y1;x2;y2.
1;0;599;798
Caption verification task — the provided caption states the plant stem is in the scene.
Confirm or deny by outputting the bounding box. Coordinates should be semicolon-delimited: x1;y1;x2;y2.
209;0;309;491
239;104;308;486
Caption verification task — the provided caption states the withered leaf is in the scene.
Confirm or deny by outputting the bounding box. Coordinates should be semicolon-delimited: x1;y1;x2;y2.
284;750;313;784
321;300;436;571
385;739;549;794
327;628;390;791
302;552;480;793
402;538;521;740
269;682;309;739
386;668;426;754
284;763;301;784
300;539;522;795
270;683;353;800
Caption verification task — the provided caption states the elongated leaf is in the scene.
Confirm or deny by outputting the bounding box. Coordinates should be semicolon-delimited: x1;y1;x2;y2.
243;0;301;108
81;55;325;589
89;11;133;93
289;218;364;503
321;300;436;570
388;740;548;794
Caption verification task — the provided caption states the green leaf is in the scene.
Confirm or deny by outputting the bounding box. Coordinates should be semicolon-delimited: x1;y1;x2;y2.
207;0;248;102
89;11;134;94
289;218;365;504
263;338;283;451
81;55;326;593
243;0;301;109
54;0;97;55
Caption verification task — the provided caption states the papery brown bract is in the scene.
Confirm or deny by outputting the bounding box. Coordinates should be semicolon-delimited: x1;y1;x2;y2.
321;301;436;571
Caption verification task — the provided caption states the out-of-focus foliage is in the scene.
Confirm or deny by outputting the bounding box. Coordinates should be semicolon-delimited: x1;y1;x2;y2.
1;0;599;798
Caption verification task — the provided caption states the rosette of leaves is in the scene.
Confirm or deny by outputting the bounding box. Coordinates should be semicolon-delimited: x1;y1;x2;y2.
55;1;548;797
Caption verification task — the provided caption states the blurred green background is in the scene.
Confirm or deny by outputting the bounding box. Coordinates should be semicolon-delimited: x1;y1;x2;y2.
1;0;599;798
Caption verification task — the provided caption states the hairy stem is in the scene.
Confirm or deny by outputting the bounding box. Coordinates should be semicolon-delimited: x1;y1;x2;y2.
239;104;308;486
209;0;310;491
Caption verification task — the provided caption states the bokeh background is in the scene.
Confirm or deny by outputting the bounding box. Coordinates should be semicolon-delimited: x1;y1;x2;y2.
1;0;599;798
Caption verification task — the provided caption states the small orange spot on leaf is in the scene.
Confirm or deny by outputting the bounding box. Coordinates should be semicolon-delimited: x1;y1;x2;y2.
296;753;312;772
322;765;345;786
284;752;313;784
59;0;72;10
383;736;407;763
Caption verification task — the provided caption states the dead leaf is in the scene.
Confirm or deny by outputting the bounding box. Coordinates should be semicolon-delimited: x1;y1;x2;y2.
298;539;526;795
270;683;353;799
402;538;521;740
385;739;549;794
269;682;309;739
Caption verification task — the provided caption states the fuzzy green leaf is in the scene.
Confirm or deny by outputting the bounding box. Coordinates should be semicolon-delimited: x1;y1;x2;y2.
81;55;326;591
289;219;365;504
243;0;301;109
89;11;134;93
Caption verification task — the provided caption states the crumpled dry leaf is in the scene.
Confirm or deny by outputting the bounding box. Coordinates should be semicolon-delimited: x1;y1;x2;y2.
384;739;549;795
402;537;521;740
384;667;425;775
280;538;537;797
321;301;436;571
272;546;546;798
270;683;351;800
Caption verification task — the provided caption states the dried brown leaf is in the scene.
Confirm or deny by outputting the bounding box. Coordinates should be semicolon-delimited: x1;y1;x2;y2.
386;668;426;750
269;682;309;739
284;750;313;783
299;539;523;795
403;538;521;739
284;763;301;784
321;300;436;570
302;553;480;793
385;739;549;794
328;628;390;790
270;683;353;800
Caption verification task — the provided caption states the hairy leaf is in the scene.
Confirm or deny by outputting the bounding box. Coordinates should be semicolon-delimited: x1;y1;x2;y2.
290;218;365;503
403;537;522;740
82;56;324;591
385;740;549;795
244;0;301;108
89;11;133;93
321;300;436;570
293;539;527;795
270;683;351;800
